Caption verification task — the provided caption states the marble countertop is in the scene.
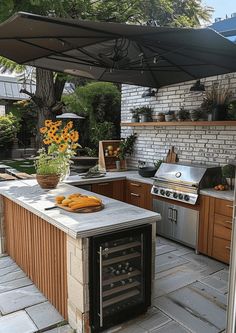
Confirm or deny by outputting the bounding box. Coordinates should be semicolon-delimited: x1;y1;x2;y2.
200;188;235;201
0;179;160;239
66;170;235;200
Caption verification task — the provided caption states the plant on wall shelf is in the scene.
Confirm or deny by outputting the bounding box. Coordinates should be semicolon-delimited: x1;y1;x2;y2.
130;108;140;122
138;106;153;122
202;83;232;121
175;107;190;121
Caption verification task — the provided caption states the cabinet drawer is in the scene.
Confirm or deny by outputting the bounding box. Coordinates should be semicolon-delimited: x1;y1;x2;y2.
127;181;145;195
213;223;231;241
214;199;233;217
215;213;233;229
212;237;231;264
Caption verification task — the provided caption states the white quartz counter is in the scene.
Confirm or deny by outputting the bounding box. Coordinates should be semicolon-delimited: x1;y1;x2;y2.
0;179;160;239
66;170;235;201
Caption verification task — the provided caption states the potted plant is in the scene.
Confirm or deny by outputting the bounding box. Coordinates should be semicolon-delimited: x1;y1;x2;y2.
138;106;153;122
156;112;165;122
130;108;140;122
175;107;190;121
222;164;235;190
189;108;205;121
203;84;232;121
227;100;236;120
117;133;137;170
35;119;80;189
165;111;175;122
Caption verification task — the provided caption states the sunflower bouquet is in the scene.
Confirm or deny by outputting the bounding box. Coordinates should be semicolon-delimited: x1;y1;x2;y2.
35;119;80;179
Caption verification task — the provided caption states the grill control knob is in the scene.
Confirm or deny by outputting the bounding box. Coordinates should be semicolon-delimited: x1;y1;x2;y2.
166;191;171;197
173;192;178;199
160;189;165;196
154;187;159;194
184;195;190;201
178;193;183;200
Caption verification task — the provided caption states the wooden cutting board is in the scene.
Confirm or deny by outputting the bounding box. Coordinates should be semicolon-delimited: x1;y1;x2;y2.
166;146;178;163
57;203;104;213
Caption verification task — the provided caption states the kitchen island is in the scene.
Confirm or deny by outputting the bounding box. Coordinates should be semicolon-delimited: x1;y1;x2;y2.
0;179;160;333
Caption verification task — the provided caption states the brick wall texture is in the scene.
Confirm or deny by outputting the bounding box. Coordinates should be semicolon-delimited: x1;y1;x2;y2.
121;73;236;168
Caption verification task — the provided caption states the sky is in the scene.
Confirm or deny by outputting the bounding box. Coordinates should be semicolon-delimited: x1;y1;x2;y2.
204;0;236;21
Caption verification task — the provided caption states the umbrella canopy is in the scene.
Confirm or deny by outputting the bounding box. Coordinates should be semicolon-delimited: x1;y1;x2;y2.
1;12;236;88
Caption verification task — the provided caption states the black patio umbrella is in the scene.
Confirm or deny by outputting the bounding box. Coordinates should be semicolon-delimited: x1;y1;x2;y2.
1;12;236;88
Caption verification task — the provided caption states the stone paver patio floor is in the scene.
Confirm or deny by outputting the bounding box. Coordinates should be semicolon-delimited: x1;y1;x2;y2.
0;255;72;333
0;236;229;333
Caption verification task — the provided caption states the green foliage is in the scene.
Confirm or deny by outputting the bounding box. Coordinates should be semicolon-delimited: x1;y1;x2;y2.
227;101;236;120
0;113;19;147
63;82;120;150
222;164;235;179
118;133;137;160
34;148;63;175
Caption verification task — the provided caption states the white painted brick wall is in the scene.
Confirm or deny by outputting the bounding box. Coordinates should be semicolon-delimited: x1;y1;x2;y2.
121;73;236;168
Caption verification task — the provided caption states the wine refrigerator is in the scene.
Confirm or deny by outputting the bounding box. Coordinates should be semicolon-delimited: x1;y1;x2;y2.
89;225;152;332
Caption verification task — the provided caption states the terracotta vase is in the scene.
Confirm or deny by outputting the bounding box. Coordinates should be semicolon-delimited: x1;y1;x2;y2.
36;174;60;189
120;159;127;170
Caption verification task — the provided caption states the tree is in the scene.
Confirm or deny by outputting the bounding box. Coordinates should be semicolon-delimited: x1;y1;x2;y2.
0;0;212;146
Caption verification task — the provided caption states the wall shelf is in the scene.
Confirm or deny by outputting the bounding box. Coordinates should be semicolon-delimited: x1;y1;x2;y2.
121;120;236;127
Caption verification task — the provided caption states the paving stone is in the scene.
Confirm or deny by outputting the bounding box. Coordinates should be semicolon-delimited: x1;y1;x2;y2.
153;265;202;298
152;320;191;332
26;301;64;330
0;310;37;333
0;277;32;294
135;307;171;330
0;269;26;283
156;244;177;256
0;256;15;269
182;253;226;275
0;263;20;276
154;281;227;333
43;325;74;333
155;253;189;273
200;274;229;294
0;284;46;314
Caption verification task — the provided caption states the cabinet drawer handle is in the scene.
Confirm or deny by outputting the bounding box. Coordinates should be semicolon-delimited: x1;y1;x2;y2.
225;220;232;224
226;205;233;208
226;246;231;251
98;183;110;186
131;193;140;197
130;183;141;187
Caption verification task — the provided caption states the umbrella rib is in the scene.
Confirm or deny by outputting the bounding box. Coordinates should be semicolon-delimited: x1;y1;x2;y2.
156;43;236;73
143;44;197;79
20;12;123;38
137;44;161;88
0;35;113;41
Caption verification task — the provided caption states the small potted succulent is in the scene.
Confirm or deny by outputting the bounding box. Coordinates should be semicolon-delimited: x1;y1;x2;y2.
222;164;235;190
138;106;153;122
165;111;175;122
156;112;165;122
175;107;190;121
189;108;205;121
130;108;140;122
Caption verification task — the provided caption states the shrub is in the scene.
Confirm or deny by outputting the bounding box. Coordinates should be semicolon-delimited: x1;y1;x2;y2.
0;113;19;147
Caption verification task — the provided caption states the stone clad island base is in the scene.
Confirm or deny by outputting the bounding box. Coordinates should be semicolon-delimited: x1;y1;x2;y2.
0;180;160;332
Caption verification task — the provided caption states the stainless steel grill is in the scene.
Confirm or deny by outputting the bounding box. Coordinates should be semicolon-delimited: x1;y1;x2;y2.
151;162;222;205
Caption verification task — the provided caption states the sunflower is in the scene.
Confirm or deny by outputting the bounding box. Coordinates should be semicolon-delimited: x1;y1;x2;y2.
66;121;73;129
43;138;52;145
45;120;52;127
72;143;79;150
55;121;62;127
59;143;68;153
62;133;70;142
62;127;68;135
48;130;55;139
53;134;62;144
50;125;58;133
40;127;48;134
71;131;79;142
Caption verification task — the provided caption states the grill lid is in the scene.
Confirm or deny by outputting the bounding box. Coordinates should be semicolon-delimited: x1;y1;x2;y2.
154;162;209;187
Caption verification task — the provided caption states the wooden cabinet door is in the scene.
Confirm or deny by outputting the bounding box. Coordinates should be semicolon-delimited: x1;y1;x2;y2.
92;182;113;198
126;181;152;210
91;180;125;201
